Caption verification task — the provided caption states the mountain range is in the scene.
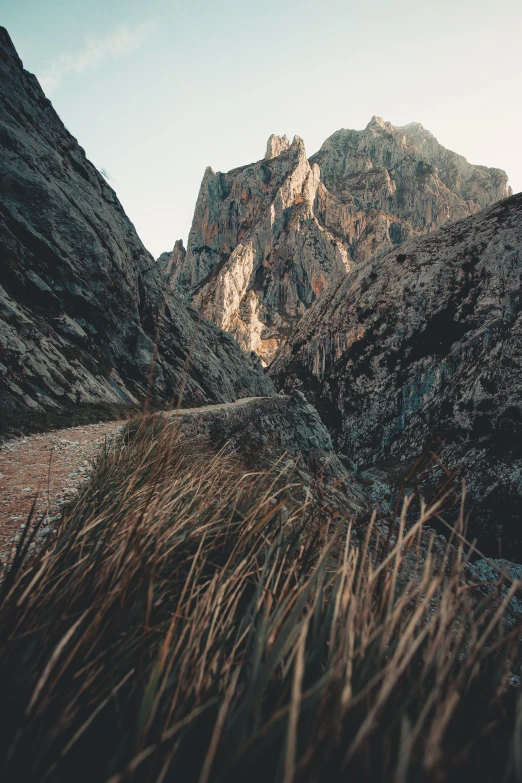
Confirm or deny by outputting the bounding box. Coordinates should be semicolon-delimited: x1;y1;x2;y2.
161;116;510;364
1;25;521;557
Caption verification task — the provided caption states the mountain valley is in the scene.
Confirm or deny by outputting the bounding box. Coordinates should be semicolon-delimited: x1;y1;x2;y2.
0;19;522;783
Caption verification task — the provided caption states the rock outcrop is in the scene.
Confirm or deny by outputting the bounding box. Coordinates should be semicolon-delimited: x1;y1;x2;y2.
270;193;522;557
157;239;186;282
169;391;367;514
163;118;510;364
166;135;350;364
0;28;274;419
465;559;522;630
265;133;291;159
312;117;511;245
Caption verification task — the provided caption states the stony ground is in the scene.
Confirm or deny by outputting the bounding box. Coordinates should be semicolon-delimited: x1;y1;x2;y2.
0;401;270;565
0;421;123;563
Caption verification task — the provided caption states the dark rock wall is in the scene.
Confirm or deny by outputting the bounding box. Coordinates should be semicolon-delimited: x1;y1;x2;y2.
270;193;522;556
0;28;274;414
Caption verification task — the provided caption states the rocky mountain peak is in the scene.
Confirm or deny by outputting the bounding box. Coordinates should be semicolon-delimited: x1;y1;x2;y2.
162;118;510;365
264;134;306;160
0;27;19;63
366;115;393;132
170;238;186;269
289;134;306;153
164;130;350;364
402;121;424;132
265;133;291;159
158;239;186;278
311;117;511;230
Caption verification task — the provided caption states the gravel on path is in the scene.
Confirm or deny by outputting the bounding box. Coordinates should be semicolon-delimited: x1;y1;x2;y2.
0;397;275;564
0;420;123;562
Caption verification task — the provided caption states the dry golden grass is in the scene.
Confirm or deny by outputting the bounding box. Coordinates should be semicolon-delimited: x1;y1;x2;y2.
0;414;520;782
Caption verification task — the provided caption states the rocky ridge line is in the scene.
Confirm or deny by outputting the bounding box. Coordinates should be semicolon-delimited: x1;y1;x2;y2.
162;117;510;364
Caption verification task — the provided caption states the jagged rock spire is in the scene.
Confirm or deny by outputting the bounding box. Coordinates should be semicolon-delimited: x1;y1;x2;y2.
265;134;291;159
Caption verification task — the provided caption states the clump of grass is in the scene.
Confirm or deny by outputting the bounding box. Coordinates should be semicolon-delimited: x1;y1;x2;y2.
0;415;520;783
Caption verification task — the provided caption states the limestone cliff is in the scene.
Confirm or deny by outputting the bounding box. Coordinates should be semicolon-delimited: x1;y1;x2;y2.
0;28;274;419
311;116;511;259
167;135;350;364
163;119;510;364
270;193;522;557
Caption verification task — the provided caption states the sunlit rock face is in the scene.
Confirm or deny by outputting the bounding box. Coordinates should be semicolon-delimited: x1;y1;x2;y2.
167;136;350;365
163;118;510;364
311;116;511;256
265;133;291;159
0;27;274;415
270;193;522;557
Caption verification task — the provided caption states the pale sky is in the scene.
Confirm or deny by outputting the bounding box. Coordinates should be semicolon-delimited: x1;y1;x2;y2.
2;0;521;258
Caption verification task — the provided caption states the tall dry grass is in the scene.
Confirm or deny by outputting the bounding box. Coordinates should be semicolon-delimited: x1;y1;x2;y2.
0;415;520;782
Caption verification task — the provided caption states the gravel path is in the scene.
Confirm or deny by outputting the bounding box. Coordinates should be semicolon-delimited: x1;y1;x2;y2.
0;397;274;564
167;396;274;417
0;421;123;562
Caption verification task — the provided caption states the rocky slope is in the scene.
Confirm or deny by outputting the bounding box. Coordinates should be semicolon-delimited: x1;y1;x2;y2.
0;28;274;421
168;391;367;514
162;118;509;364
270;193;522;557
312;116;511;243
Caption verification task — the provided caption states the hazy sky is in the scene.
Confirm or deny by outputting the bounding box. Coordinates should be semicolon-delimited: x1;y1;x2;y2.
2;0;521;257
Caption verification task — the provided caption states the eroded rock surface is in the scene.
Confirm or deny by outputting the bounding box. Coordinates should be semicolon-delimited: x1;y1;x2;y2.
270;193;522;557
169;391;367;514
167;136;349;364
0;28;274;420
163;118;509;364
312;117;511;247
465;559;522;630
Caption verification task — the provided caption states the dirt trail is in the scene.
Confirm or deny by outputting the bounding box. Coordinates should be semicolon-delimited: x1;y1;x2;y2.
0;420;123;561
0;397;275;562
167;396;274;417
